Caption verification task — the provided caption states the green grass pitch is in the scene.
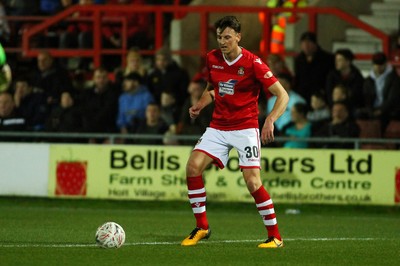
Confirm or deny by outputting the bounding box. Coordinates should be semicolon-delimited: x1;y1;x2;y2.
0;197;399;266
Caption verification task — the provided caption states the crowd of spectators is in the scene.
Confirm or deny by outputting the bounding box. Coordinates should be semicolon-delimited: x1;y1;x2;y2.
0;1;399;148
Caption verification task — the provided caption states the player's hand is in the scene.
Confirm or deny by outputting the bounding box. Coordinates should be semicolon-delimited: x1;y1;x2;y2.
261;118;275;145
189;105;201;119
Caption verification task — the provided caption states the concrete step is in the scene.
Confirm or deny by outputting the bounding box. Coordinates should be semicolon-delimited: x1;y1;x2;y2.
332;41;383;54
345;28;383;43
371;2;400;11
359;15;399;32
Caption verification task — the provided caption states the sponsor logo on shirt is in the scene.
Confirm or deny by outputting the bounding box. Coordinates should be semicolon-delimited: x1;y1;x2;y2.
237;67;245;76
218;79;238;97
264;71;273;79
212;65;224;69
254;58;262;64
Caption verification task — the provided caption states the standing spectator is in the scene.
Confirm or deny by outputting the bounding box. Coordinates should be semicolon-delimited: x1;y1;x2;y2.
45;91;83;142
33;50;74;110
325;48;365;108
133;102;169;145
282;102;312;149
79;67;119;143
267;73;306;133
314;101;360;149
0;92;26;141
360;52;400;128
177;76;213;145
13;76;48;131
294;31;335;103
116;72;153;136
114;47;148;89
147;47;190;106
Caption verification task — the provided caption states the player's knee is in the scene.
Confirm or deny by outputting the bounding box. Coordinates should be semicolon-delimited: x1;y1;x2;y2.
186;159;202;177
245;179;262;193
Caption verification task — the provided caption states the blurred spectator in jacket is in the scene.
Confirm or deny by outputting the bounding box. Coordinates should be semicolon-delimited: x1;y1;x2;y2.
0;91;26;141
325;48;365;108
45;91;84;142
314;101;360;149
359;52;400;127
79;67;119;143
133;102;170;145
282;102;312;149
266;53;292;77
294;31;335;104
13;76;48;131
147;47;189;106
307;91;330;132
117;72;153;136
33;50;74;110
177;75;213;145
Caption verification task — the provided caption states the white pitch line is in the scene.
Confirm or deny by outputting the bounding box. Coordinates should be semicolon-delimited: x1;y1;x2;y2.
0;237;386;248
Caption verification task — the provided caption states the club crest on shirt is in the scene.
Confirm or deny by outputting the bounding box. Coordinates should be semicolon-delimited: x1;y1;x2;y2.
218;79;238;97
237;67;245;76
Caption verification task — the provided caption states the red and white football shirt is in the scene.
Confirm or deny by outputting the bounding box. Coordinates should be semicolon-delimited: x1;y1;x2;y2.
206;48;277;130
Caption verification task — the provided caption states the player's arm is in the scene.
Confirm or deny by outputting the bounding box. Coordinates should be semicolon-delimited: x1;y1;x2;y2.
261;81;289;144
189;82;214;119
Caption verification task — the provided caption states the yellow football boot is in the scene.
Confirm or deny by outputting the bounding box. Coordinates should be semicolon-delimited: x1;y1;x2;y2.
258;237;284;248
181;227;211;246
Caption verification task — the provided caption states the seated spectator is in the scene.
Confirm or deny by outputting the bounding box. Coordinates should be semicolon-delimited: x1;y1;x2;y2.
294;31;335;104
160;90;180;127
13;76;48;131
307;91;330;133
313;101;360;149
79;67;119;143
45;91;84;142
267;73;306;133
325;48;364;108
133;102;169;145
331;84;349;103
359;52;400;129
117;72;154;137
177;76;213;145
0;92;26;141
33;50;74;110
281;103;312;149
114;47;148;89
147;47;189;106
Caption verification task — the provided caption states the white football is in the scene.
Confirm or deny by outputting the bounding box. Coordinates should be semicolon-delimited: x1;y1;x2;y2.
95;222;126;248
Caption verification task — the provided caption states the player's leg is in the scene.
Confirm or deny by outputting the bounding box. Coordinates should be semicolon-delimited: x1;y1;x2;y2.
242;169;283;248
181;151;214;246
233;128;283;248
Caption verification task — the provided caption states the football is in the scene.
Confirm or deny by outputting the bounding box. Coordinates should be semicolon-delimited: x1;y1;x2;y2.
95;222;126;248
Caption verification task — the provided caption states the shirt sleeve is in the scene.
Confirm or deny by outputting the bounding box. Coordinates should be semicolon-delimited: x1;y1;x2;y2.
253;56;278;89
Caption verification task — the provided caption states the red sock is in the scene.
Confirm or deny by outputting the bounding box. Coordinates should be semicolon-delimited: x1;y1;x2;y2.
187;175;208;229
251;186;281;240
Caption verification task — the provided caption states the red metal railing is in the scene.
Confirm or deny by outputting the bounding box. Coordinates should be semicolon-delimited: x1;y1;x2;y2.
3;5;391;67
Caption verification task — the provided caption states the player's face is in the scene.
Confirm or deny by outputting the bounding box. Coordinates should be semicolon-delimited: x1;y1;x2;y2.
216;27;241;54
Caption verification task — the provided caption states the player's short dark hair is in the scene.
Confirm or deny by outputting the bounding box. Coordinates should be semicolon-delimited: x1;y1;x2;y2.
214;16;241;33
